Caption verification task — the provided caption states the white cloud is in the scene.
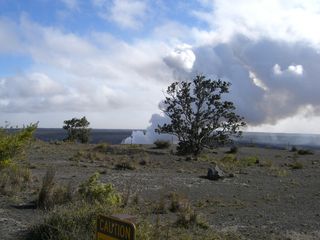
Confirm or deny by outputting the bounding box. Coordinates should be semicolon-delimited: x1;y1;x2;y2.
164;44;196;72
193;0;320;47
273;64;304;76
97;0;147;29
288;65;303;75
0;17;175;121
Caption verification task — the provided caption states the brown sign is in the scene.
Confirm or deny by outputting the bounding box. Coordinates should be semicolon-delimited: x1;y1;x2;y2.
97;215;136;240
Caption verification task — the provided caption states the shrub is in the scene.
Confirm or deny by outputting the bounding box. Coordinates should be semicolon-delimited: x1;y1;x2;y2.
227;145;238;154
78;172;121;205
115;162;136;170
28;201;113;240
154;140;171;149
297;149;313;155
0;123;37;167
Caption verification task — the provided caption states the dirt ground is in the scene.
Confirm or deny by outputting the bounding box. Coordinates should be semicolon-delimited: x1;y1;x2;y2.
1;140;320;240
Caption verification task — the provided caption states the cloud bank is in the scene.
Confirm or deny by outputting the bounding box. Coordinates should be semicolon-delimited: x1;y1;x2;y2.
128;0;320;143
1;0;320;134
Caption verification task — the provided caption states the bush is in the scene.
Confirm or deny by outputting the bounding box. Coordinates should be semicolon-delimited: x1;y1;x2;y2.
0;123;37;167
154;140;171;149
115;162;137;170
227;146;238;154
297;149;313;155
29;174;123;240
78;172;122;205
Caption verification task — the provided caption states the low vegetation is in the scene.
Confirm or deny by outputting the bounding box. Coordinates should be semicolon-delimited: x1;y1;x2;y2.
0;163;32;195
154;140;171;149
297;149;313;155
1;135;316;240
29;172;242;240
0;123;37;167
290;161;304;169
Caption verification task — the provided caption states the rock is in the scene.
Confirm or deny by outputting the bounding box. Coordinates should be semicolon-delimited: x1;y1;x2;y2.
207;165;225;180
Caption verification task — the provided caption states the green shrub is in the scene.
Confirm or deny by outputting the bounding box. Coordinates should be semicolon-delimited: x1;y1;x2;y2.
29;174;123;240
78;172;122;205
154;140;171;149
297;149;313;155
0;123;37;167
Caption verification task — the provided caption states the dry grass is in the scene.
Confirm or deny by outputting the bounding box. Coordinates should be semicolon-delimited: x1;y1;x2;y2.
0;163;32;195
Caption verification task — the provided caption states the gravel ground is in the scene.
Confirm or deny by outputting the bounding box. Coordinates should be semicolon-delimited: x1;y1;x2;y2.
1;141;320;239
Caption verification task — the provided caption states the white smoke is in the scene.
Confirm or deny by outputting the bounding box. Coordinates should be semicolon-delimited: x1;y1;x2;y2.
122;44;195;144
122;113;177;144
125;0;320;144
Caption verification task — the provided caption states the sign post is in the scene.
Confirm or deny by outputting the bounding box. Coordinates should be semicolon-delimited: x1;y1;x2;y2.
97;215;136;240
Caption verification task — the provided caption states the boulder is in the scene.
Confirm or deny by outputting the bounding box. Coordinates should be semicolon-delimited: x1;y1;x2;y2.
207;165;225;180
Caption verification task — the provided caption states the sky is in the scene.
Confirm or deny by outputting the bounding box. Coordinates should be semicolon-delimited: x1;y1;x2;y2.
1;0;320;133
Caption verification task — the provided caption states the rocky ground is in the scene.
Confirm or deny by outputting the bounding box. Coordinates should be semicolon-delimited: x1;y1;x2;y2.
1;140;320;239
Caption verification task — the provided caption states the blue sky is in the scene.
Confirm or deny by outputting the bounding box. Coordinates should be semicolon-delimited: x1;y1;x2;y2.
0;0;205;76
1;0;320;133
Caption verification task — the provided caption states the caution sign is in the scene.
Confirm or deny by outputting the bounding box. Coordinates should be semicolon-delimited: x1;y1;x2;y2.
97;215;136;240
